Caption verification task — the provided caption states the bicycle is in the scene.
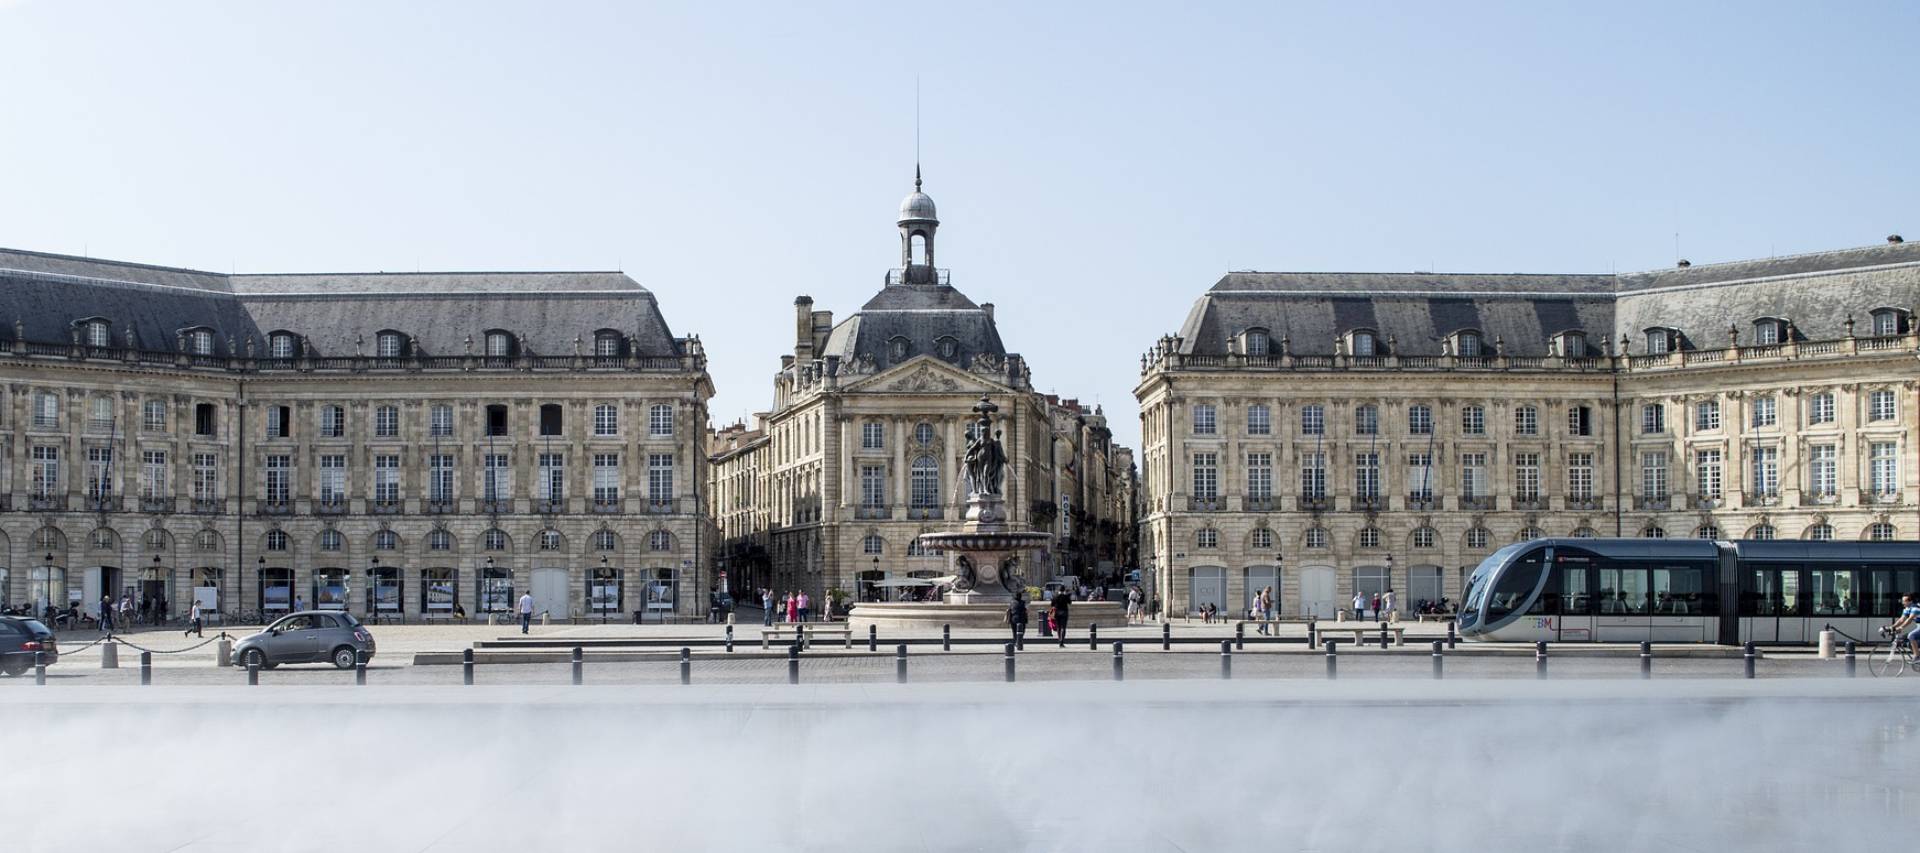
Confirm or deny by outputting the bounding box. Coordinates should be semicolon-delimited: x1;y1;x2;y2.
1869;626;1920;677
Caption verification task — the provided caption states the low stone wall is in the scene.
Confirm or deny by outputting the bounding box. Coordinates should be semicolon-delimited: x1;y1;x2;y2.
849;601;1126;632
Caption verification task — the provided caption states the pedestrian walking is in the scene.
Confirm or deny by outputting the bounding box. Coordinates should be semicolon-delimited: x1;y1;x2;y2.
1125;585;1141;625
1256;588;1272;635
1007;590;1029;647
785;592;798;624
1370;592;1381;620
798;591;811;623
517;591;534;634
822;590;835;623
1050;588;1072;639
1382;589;1397;623
184;600;204;638
294;595;306;613
119;593;134;630
100;594;114;634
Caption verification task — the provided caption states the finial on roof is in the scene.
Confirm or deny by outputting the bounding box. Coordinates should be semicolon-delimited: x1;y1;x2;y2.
914;163;922;191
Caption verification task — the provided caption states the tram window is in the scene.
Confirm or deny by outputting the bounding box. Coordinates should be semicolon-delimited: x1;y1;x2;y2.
1867;569;1919;618
1743;565;1801;616
1598;567;1650;614
1485;548;1547;621
1809;569;1858;617
1652;564;1712;615
1543;565;1591;615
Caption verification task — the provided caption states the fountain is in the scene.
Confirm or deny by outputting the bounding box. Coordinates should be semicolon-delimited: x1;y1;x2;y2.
850;396;1119;630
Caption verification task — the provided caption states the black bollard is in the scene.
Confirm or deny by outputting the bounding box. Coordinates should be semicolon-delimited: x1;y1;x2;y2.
571;646;584;685
1447;619;1457;649
1744;641;1757;679
796;624;806;652
247;660;259;686
725;625;734;653
896;644;908;683
1089;624;1099;651
35;651;47;685
1324;639;1337;680
1535;641;1548;679
1307;620;1317;649
1235;622;1245;651
868;624;877;652
1113;642;1125;681
463;648;475;685
680;647;692;685
1220;640;1233;680
1162;621;1171;651
1846;641;1858;677
355;649;368;685
1379;622;1390;649
1004;643;1016;682
1431;640;1444;680
943;624;951;652
1640;641;1652;679
787;643;800;684
140;651;152;686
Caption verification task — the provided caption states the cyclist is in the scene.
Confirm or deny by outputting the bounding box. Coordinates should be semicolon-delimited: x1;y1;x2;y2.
1888;594;1920;656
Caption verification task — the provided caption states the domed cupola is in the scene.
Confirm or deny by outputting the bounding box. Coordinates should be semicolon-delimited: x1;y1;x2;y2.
895;165;940;284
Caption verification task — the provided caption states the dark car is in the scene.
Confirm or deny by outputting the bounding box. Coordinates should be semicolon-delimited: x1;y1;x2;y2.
231;611;375;669
0;616;58;676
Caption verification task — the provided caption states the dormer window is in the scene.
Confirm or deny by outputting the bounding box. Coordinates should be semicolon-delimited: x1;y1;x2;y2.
935;336;959;361
185;328;215;355
376;331;408;358
268;332;298;359
1645;328;1674;355
1752;318;1787;345
593;330;624;358
484;331;514;357
1348;330;1376;357
887;336;911;362
81;318;110;348
1871;308;1908;337
1555;331;1587;358
1454;330;1483;357
1244;328;1270;357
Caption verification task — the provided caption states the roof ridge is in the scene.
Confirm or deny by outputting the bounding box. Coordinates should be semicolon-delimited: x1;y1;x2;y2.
1619;241;1917;277
0;246;225;277
234;270;628;278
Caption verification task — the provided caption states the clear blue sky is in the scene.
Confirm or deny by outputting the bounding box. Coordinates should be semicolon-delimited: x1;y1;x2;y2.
3;2;1914;452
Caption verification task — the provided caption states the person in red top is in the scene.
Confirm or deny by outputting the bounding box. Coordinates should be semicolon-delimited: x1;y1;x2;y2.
785;592;799;623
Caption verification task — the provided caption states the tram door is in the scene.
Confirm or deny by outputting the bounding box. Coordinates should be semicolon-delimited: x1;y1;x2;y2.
1593;564;1650;643
1742;564;1802;644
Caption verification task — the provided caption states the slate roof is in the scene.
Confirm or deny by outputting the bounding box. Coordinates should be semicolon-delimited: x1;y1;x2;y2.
1175;243;1920;357
0;247;690;357
821;281;1007;370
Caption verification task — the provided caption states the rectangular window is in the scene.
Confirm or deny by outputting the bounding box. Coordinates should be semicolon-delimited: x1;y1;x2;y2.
1354;406;1378;436
911;458;939;508
593;453;620;502
318;406;344;438
537;452;565;502
142;450;168;499
1567;453;1594;501
1809;393;1835;425
1460;452;1487;498
1871;442;1899;495
1191;452;1218;499
1694;401;1720;432
648;453;674;503
1192;404;1217;435
85;447;113;497
1246;452;1272;500
318;455;346;503
1513;453;1541;501
1353;451;1380;498
649;405;675;437
1514;407;1538;436
1299;451;1326;499
1300;404;1325;436
1870;390;1897;422
486;405;508;437
374;407;399;438
1567;405;1593;437
143;400;167;432
89;397;114;433
31;445;60;496
192;452;218;501
1408;405;1432;435
373;455;400;502
33;393;59;429
1750;397;1776;428
265;454;291;503
195;403;217;437
1640;451;1669;499
860;464;886;507
1749;446;1778;497
1809;445;1837;496
1246;404;1271;435
1642;404;1665;435
539;405;564;437
1694;449;1722;499
1406;452;1434;499
484;453;511;501
862;422;885;449
1460;406;1485;435
430;404;454;438
594;404;619;437
429;454;455;502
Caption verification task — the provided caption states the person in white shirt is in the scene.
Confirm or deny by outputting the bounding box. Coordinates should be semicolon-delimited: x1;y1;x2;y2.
1382;589;1397;623
1352;591;1367;621
517;592;535;634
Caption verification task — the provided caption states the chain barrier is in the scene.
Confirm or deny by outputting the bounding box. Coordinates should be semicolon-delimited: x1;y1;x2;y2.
52;636;111;654
110;632;230;655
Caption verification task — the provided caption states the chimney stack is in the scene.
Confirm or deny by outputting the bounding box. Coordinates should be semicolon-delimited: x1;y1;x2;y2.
1890;234;1905;244
981;302;994;320
794;296;815;361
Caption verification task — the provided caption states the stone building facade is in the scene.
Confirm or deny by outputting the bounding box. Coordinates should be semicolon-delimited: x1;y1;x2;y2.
0;248;712;623
1137;238;1920;618
711;172;1137;609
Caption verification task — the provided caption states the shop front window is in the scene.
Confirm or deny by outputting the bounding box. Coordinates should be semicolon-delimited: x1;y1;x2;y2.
422;568;458;615
369;568;403;616
312;568;349;611
646;568;678;614
259;567;294;616
480;567;513;613
589;567;624;616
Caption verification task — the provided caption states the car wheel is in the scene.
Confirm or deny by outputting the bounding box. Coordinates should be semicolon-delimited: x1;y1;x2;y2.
244;648;274;670
332;647;359;670
0;663;22;678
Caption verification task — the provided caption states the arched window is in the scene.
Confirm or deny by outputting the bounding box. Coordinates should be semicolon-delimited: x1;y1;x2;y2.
195;530;221;552
1746;524;1776;541
82;318;111;347
1304;527;1329;549
1349;329;1376;357
1805;523;1834;542
1244;328;1270;357
910;456;939;509
593;330;624;358
1454;331;1483;357
1556;331;1587;358
935;336;959;361
1868;522;1897;542
373;530;399;551
187;328;215;355
1696;525;1720;540
482;528;509;551
1410;527;1437;549
1571;527;1598;539
1356;527;1382;549
484;330;514;358
1465;528;1491;549
1645;328;1674;355
906;539;931;557
376;331;407;358
426;529;452;551
592;530;618;551
862;534;885;555
318;530;344;551
1752;318;1787;345
1195;528;1219;549
269;332;298;359
1640;525;1666;539
914;423;935;445
1871;309;1908;338
264;530;289;551
1515;526;1544;542
648;530;673;551
537;529;564;551
1249;528;1275;550
887;336;911;362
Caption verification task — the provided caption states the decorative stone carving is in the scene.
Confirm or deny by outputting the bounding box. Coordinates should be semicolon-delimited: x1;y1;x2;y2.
885;365;961;393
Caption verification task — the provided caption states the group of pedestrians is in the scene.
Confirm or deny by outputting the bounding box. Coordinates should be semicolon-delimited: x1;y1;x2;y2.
759;589;831;624
1248;586;1276;634
1350;589;1398;621
1005;588;1076;645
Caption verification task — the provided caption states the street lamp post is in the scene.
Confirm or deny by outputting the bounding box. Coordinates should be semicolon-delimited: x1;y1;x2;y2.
599;554;610;625
484;555;494;619
43;553;54;621
369;555;380;623
1384;553;1396;622
256;556;265;622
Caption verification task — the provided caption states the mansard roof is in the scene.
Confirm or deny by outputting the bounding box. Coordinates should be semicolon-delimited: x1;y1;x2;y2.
822;280;1007;371
0;247;689;357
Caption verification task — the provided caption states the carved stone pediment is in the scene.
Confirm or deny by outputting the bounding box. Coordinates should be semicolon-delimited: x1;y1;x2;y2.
844;356;1001;395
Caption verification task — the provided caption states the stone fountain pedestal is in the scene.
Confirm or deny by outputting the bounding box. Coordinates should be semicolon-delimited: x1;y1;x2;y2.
848;494;1055;631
